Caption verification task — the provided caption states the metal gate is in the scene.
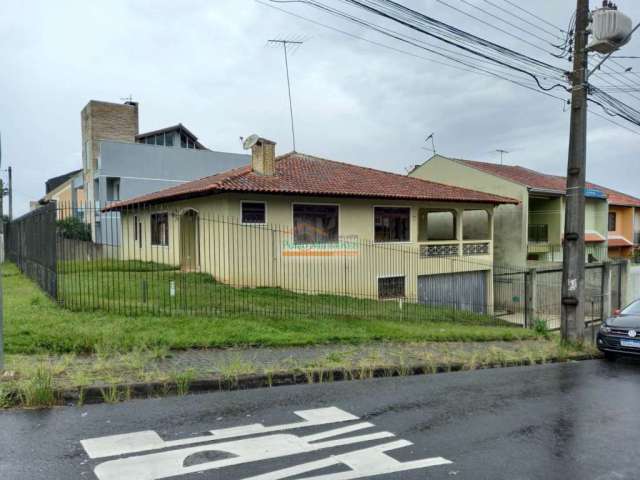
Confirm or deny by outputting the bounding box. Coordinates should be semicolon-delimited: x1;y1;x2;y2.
418;271;487;314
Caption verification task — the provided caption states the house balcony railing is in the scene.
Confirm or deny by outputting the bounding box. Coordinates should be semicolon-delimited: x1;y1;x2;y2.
419;240;491;258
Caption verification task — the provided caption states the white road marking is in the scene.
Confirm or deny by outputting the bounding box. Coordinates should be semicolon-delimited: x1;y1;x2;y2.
81;407;453;480
242;440;452;480
82;407;358;459
92;428;393;480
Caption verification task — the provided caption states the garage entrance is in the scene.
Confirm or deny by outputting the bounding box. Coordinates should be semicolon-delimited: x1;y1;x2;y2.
418;271;487;314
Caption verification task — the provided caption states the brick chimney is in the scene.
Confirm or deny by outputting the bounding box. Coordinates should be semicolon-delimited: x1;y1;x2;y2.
250;137;276;176
81;100;139;173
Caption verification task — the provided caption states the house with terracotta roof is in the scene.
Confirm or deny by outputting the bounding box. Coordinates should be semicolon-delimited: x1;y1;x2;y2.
105;138;517;312
602;188;640;259
409;154;636;265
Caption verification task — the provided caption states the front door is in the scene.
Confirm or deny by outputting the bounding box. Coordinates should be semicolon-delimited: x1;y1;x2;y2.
180;210;199;271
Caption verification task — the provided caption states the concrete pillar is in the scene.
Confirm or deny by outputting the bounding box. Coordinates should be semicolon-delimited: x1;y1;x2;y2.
621;259;630;306
456;208;463;256
601;261;611;321
525;268;537;328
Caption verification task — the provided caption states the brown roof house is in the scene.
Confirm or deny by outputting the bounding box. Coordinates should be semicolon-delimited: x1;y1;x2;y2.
106;137;517;314
410;154;640;265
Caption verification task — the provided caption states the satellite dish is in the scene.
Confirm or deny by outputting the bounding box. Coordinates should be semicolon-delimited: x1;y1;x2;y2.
242;134;260;150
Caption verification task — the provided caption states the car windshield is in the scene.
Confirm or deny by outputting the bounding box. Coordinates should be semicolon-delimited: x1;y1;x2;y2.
621;301;640;315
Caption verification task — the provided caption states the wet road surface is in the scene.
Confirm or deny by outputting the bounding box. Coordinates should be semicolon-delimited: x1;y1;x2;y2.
1;359;639;479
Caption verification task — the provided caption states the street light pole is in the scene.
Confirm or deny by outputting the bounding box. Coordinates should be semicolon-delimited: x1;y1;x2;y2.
561;0;590;343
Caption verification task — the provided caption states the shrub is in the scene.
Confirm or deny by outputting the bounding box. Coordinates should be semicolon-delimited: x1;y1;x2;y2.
533;318;549;337
57;216;91;241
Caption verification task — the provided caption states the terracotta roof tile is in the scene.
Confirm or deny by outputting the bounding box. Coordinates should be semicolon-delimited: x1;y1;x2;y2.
584;232;606;243
453;158;640;206
105;152;518;210
608;237;634;247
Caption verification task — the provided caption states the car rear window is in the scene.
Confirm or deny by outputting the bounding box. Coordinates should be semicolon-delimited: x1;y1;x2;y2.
622;301;640;315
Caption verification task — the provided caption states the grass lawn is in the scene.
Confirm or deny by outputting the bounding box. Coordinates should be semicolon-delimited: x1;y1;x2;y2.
5;262;539;355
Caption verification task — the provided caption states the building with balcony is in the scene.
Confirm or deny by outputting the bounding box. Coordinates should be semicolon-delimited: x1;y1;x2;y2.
408;155;631;266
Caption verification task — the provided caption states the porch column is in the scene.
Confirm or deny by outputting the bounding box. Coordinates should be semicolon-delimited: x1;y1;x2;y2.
456;208;463;256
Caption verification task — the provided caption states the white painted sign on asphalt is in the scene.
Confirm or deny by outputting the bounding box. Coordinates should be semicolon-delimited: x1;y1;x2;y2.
81;406;452;480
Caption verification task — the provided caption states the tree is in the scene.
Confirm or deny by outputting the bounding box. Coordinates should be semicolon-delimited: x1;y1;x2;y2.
57;216;91;241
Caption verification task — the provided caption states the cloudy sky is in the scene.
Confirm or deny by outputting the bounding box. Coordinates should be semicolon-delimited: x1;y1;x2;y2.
1;0;639;216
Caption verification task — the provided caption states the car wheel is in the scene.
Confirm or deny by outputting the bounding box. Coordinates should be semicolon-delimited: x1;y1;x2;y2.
603;351;617;361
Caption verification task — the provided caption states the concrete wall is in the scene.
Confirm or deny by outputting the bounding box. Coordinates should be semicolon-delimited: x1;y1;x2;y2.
628;264;640;305
118;193;496;304
584;198;609;238
410;155;527;266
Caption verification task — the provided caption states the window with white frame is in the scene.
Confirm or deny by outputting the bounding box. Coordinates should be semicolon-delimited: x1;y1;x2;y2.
374;207;410;243
378;276;405;299
293;204;339;244
241;202;266;224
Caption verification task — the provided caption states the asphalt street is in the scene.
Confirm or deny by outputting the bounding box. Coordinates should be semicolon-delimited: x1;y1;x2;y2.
1;359;640;480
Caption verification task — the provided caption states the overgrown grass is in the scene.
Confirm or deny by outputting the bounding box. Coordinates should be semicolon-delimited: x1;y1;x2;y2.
0;338;598;408
57;259;179;274
4;262;538;355
57;263;503;327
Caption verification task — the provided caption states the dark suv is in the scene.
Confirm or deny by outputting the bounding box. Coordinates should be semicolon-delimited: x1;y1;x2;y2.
597;299;640;360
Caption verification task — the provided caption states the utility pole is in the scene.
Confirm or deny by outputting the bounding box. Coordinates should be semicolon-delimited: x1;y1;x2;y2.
7;166;12;221
561;0;590;343
0;132;4;372
268;39;303;152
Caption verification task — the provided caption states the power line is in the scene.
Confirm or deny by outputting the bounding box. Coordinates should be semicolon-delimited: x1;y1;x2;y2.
258;0;568;97
299;0;569;90
480;0;565;42
499;0;566;34
440;0;563;53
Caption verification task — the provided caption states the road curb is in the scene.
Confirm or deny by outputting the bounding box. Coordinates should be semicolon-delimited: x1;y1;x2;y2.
52;352;600;406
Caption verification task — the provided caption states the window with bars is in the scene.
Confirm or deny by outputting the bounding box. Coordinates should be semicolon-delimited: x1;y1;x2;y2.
241;202;266;224
378;276;405;299
608;212;617;232
528;224;549;243
150;213;169;246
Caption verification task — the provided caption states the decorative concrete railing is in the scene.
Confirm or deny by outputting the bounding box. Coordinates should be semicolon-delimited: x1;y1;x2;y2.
420;241;491;258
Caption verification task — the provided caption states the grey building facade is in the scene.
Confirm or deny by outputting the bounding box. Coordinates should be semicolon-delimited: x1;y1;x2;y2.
92;141;249;243
69;99;249;244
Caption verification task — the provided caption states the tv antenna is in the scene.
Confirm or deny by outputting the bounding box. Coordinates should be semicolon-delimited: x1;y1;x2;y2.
120;94;134;103
422;133;437;155
496;149;510;165
268;38;304;152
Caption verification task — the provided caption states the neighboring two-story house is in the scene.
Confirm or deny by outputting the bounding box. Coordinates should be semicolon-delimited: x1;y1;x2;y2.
52;100;250;243
409;155;624;266
602;189;640;259
105;137;517;313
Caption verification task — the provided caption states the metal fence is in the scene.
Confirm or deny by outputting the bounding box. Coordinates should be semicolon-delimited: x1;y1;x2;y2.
5;203;57;298
6;203;520;326
527;243;610;264
5;203;627;330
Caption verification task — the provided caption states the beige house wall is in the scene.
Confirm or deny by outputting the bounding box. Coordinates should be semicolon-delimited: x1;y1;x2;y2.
118;193;497;307
410;155;528;266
